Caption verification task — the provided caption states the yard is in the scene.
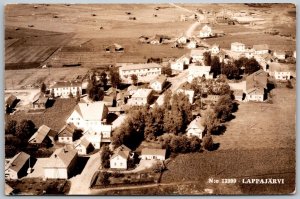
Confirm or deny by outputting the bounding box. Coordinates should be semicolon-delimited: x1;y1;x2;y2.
6;178;71;195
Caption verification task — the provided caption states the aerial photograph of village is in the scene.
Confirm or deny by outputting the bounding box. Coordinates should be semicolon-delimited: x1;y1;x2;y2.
4;3;296;196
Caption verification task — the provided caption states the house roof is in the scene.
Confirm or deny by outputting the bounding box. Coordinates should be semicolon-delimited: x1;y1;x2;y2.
116;91;126;101
6;152;30;173
253;44;269;51
187;116;205;132
32;94;49;104
150;75;167;85
200;25;212;33
127;85;138;92
274;50;286;55
112;114;127;130
131;89;152;99
231;42;245;46
58;123;76;137
268;62;289;72
76;137;91;149
246;69;268;93
188;64;211;73
45;147;77;168
190;49;207;56
111;144;131;160
141;148;166;157
102;96;114;106
73;102;106;121
50;81;82;89
233;89;243;97
28;125;51;144
119;63;162;71
5;183;14;195
211;44;220;48
5;94;17;107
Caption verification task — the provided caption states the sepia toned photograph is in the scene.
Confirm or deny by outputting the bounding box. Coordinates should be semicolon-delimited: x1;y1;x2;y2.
4;2;296;195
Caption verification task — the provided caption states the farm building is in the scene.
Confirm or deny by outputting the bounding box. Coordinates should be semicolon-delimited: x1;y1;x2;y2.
74;138;94;155
199;25;214;38
32;94;49;110
186;116;205;139
273;50;286;60
188;64;213;82
50;81;82;98
268;62;291;80
5;94;18;110
43;147;78;179
171;54;191;71
127;89;153;106
150;75;167;92
245;70;268;102
58;123;77;144
81;124;112;149
5;152;30;180
231;42;245;53
110;145;131;170
28;125;56;147
105;43;124;53
253;44;269;55
119;63;162;83
190;49;207;63
140;148;166;160
66;102;108;131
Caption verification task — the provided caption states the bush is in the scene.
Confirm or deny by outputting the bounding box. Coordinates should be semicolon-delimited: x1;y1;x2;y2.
202;134;214;151
286;80;293;89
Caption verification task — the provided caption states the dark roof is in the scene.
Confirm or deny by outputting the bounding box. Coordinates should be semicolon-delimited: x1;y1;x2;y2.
28;125;51;144
7;152;30;173
33;94;49;104
5;95;17;107
58;123;76;137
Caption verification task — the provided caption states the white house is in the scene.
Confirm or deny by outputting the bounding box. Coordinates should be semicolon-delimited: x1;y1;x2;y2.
119;63;162;83
66;102;108;131
268;62;291;80
140;148;166;160
244;48;255;59
177;36;187;44
149;75;167;92
210;44;220;54
273;50;286;60
253;44;269;55
74;138;93;155
245;70;268;102
199;25;214;38
5;152;30;180
57;123;77;144
231;42;245;52
110;145;131;170
127;89;153;106
43;147;78;179
187;40;197;49
186;116;205;139
190;49;207;63
50;81;82;98
171;55;190;71
187;64;213;82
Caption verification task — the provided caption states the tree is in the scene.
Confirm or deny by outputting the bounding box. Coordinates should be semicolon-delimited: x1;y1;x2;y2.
5;120;17;135
202;134;214;151
50;89;55;98
99;71;108;87
131;74;138;86
221;62;239;79
68;91;74;98
210;56;221;78
76;90;80;103
101;146;112;169
202;108;219;134
16;120;36;141
214;94;234;122
40;82;47;93
162;66;172;76
109;68;121;88
203;51;211;66
98;172;110;186
244;58;261;74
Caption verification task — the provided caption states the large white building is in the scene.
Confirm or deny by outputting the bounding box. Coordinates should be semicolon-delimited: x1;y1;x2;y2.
127;89;153;106
110;145;131;170
119;63;162;83
66;102;108;131
231;42;246;53
50;81;82;98
187;64;213;82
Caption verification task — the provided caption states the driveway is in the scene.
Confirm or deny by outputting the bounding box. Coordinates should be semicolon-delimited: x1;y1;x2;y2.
68;152;101;195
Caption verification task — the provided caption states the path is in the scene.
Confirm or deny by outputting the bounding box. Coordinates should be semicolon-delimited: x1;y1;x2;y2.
68;152;101;195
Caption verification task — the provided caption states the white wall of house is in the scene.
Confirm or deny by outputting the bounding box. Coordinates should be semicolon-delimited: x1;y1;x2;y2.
246;93;264;102
231;43;245;52
128;97;148;106
58;136;73;144
255;50;269;55
150;82;163;92
171;62;184;71
119;67;162;83
211;46;220;54
187;128;204;139
53;87;82;98
110;155;127;169
44;168;68;179
140;155;165;161
5;169;18;180
274;71;290;80
187;41;197;49
75;145;88;155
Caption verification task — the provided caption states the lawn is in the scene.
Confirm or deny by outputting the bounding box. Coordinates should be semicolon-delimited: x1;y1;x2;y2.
6;178;70;195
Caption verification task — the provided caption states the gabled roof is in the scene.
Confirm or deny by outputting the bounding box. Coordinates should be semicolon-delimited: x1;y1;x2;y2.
58;123;76;137
188;64;211;73
141;148;166;157
150;75;167;85
111;145;131;160
231;42;245;46
45;147;77;168
73;102;106;121
274;50;286;55
5;95;17;107
200;25;212;32
253;44;269;51
6;152;30;173
112;114;127;130
190;49;207;56
33;94;49;104
246;69;268;93
131;89;152;99
233;89;244;97
28;125;51;144
269;62;290;72
187;116;205;132
102;96;114;106
76;137;91;149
